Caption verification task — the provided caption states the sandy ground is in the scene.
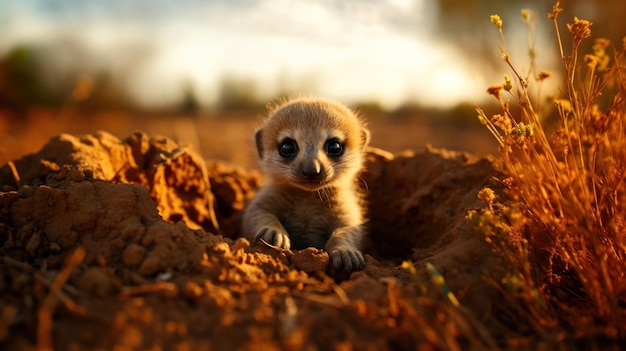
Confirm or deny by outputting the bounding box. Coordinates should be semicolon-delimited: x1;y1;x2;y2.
0;124;510;350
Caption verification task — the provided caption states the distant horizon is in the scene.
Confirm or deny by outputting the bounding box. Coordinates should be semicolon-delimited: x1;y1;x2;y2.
0;0;563;110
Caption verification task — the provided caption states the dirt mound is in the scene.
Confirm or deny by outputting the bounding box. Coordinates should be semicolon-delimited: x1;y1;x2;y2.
0;131;501;350
1;131;260;234
363;147;501;305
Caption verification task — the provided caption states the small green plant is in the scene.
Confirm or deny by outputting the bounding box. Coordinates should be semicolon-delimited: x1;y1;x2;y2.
476;1;626;343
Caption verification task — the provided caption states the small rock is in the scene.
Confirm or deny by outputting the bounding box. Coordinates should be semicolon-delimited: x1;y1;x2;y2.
25;232;41;256
122;244;147;267
139;251;165;276
49;242;61;254
290;247;329;273
77;267;114;297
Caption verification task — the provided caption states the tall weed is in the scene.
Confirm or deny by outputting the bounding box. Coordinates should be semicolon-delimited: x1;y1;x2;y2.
474;1;626;340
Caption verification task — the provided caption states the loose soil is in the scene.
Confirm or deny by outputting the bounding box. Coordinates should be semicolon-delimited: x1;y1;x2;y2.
1;130;503;350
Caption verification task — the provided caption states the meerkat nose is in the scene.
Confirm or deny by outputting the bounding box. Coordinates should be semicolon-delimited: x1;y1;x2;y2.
302;160;323;179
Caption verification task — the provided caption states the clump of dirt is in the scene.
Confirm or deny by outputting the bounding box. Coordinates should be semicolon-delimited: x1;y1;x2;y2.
0;131;503;350
0;131;260;234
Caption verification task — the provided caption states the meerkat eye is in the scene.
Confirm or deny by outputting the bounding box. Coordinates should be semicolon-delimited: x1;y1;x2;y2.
325;139;344;157
279;138;297;158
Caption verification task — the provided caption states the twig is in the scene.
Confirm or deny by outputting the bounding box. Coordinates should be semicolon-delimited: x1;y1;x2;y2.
2;256;84;298
154;147;188;167
2;255;34;271
33;275;87;316
119;281;178;298
37;247;86;351
203;176;222;234
7;161;21;188
258;238;293;255
426;263;460;307
291;292;344;309
318;271;350;305
280;295;298;335
386;278;399;317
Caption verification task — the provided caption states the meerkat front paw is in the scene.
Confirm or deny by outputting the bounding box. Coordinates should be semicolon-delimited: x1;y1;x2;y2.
256;227;291;250
328;246;365;272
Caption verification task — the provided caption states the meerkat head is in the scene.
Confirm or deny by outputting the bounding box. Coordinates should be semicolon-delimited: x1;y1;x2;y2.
255;97;370;191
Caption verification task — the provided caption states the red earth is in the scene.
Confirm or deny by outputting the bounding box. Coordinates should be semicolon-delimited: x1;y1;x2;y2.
1;130;504;350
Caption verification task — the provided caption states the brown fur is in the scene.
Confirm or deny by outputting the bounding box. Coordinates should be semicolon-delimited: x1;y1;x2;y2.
242;97;370;272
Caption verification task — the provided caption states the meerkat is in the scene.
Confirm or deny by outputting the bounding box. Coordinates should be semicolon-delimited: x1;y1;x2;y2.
242;97;370;272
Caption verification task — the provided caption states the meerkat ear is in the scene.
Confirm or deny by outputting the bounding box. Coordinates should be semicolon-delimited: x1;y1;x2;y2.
360;127;371;150
255;129;264;159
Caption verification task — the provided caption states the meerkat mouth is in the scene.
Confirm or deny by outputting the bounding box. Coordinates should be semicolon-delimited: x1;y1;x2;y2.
292;179;330;191
296;179;325;186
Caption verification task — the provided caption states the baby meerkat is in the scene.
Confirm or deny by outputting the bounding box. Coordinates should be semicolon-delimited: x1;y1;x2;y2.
242;97;370;272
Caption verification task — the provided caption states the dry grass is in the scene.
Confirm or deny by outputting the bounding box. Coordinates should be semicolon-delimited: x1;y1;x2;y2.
472;2;626;345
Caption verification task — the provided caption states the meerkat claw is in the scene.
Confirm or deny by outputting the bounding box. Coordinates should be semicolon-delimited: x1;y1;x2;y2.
329;248;365;272
257;227;291;250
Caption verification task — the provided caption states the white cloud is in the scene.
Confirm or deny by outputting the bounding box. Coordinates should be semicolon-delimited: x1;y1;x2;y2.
0;0;489;109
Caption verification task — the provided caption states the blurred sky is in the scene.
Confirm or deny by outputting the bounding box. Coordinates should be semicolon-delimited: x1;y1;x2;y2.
0;0;559;110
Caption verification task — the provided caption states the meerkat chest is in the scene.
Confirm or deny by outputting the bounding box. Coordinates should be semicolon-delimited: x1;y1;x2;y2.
274;190;350;249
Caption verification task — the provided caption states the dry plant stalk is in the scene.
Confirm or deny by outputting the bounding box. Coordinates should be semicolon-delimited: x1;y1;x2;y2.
476;2;626;338
37;247;86;351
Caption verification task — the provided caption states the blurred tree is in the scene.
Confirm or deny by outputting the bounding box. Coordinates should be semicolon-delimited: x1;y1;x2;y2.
179;80;200;114
216;75;263;112
0;46;59;110
0;44;135;113
81;70;133;110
